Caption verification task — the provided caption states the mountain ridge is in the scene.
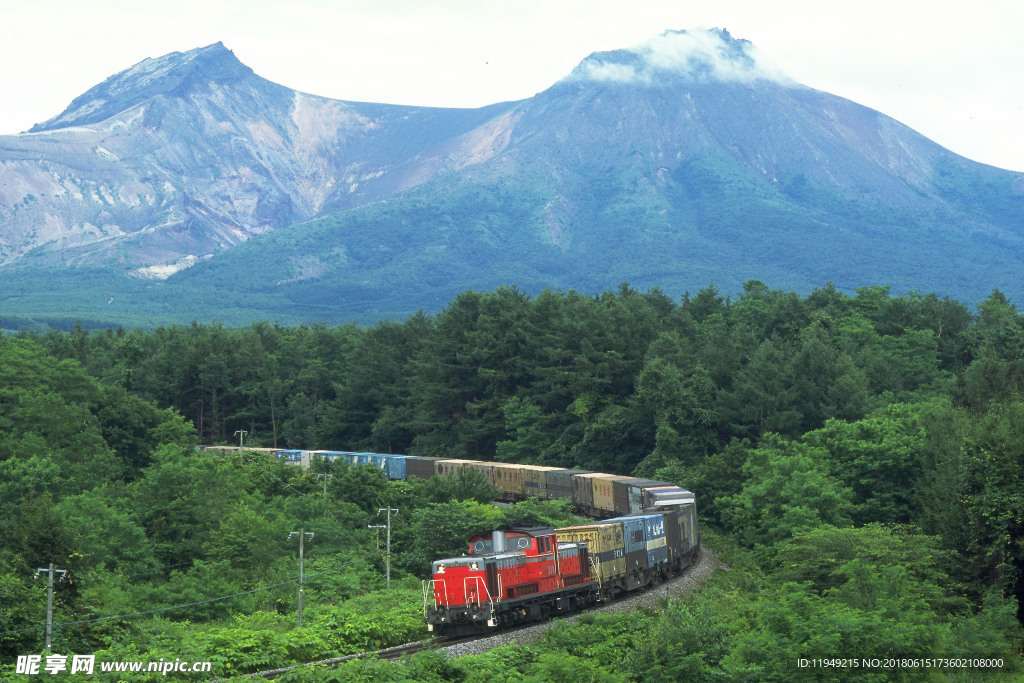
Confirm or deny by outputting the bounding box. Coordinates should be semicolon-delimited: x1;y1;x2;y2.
0;29;1022;326
29;42;254;133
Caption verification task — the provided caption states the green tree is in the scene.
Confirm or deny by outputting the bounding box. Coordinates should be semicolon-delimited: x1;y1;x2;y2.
718;434;854;546
803;402;930;524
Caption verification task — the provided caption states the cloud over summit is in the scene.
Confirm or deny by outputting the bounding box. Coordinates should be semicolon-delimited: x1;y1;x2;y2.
572;28;791;86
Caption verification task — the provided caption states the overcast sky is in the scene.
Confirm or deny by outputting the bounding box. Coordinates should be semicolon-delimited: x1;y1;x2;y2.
1;0;1021;171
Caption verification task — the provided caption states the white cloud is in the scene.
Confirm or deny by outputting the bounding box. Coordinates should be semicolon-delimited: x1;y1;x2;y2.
574;28;792;85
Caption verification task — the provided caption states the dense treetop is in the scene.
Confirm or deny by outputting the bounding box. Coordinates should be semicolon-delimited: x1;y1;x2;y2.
3;281;1024;678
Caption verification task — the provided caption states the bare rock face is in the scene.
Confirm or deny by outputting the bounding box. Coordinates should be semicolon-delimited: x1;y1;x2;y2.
0;43;518;275
2;29;1023;322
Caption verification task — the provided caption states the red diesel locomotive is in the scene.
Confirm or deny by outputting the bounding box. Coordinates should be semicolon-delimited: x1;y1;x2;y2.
425;526;597;634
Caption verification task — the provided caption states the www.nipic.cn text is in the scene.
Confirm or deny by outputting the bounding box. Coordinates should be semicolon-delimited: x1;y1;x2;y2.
15;654;213;676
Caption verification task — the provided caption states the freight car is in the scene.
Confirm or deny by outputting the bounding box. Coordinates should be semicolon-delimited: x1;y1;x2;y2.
203;449;695;522
204;448;696;529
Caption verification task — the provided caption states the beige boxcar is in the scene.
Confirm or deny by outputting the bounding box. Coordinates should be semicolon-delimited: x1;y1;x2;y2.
556;522;626;587
491;463;526;499
462;460;495;486
591;474;630;514
434;458;474;477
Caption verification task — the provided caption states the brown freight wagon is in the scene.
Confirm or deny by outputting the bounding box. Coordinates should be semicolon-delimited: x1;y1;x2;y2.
591;474;630;515
405;456;441;480
571;472;602;513
572;472;624;516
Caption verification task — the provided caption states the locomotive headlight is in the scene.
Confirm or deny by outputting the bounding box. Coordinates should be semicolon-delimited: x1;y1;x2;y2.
470;562;479;571
437;563;445;573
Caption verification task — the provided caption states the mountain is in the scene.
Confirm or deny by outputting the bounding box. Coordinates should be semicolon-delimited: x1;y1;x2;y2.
0;42;517;276
1;30;1023;326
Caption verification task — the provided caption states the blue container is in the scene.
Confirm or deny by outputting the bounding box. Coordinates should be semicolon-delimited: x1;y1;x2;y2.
276;449;302;463
609;517;646;555
615;514;668;567
383;455;407;480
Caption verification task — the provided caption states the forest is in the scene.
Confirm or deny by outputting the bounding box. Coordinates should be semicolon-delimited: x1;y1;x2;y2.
2;280;1024;680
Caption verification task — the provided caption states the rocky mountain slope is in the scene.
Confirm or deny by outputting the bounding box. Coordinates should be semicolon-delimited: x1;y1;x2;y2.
0;42;517;276
1;30;1022;325
170;30;1024;319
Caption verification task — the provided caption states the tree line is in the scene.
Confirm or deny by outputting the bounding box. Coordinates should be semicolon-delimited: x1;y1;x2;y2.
4;280;1024;676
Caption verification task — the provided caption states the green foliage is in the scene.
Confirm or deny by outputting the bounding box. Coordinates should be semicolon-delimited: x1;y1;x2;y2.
501;498;582;529
413;468;499;505
803;402;931;524
718;434;854;546
916;401;1024;595
132;444;253;566
8;283;1024;673
658;439;750;528
398;500;504;575
773;525;961;614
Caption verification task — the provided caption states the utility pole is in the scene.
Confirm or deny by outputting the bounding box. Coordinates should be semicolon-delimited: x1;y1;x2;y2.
34;564;68;652
377;508;399;589
287;529;314;627
315;473;332;520
234;429;247;451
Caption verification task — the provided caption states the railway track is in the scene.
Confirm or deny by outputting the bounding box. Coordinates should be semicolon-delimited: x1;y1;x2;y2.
226;549;720;680
219;634;481;680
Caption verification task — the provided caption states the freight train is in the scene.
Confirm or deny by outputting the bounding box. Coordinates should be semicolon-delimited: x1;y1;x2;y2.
425;503;698;634
200;446;699;634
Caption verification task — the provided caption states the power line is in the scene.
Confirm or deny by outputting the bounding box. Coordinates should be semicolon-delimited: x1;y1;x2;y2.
0;550;383;640
77;560;197;584
1;451;386;642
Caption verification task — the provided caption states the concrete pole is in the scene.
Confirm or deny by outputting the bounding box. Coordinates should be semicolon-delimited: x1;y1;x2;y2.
377;508;399;589
35;564;67;653
288;530;314;627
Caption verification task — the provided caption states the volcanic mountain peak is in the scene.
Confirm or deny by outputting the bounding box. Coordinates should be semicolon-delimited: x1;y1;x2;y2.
567;28;792;87
29;42;253;133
